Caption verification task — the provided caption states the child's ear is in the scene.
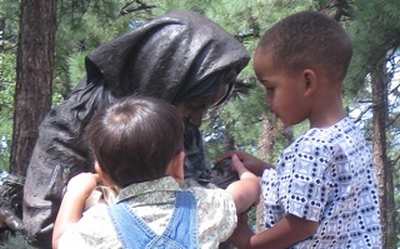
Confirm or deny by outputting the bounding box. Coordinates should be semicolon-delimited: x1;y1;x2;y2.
166;151;185;183
303;69;317;97
94;161;115;187
94;161;103;175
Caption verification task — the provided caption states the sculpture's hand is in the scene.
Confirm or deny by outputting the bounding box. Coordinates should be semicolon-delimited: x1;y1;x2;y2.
0;207;24;231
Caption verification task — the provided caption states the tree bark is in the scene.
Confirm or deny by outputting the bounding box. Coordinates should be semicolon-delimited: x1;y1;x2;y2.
10;0;56;176
258;114;278;162
371;58;396;249
255;114;280;232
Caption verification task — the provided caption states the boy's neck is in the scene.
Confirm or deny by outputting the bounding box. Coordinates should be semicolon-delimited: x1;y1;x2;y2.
309;89;346;128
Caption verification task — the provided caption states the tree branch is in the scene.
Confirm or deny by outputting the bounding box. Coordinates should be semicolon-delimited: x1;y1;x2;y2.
392;153;400;167
389;82;400;95
319;0;353;21
387;112;400;128
120;0;156;16
353;104;373;123
234;32;258;42
358;100;373;104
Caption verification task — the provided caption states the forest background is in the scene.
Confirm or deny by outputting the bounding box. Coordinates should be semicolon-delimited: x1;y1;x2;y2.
0;0;399;248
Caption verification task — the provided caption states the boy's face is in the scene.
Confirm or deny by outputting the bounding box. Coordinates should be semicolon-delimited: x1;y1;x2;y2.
253;49;311;127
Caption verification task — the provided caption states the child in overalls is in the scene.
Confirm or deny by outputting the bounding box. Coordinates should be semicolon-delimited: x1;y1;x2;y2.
52;96;260;249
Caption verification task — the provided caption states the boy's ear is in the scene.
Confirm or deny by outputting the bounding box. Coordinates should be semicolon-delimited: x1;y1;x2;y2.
94;161;115;187
303;69;317;97
94;161;103;175
166;151;185;183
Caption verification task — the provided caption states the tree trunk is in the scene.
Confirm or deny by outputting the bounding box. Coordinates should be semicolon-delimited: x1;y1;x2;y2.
255;114;280;232
371;59;396;248
258;114;278;162
10;0;57;176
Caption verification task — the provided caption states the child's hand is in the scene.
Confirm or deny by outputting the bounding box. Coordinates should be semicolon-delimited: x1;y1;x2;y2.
232;154;249;178
218;151;273;176
232;154;254;180
53;173;99;249
66;173;99;200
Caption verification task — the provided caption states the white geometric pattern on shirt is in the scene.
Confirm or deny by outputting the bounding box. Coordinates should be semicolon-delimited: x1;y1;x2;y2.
261;117;382;249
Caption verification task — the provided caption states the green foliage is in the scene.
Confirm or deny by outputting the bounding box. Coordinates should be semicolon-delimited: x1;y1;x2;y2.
0;0;19;41
0;0;18;172
221;86;265;150
345;0;400;97
67;52;87;88
0;52;15;171
54;0;136;97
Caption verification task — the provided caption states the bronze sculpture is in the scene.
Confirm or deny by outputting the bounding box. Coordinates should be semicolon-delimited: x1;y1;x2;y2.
23;10;249;248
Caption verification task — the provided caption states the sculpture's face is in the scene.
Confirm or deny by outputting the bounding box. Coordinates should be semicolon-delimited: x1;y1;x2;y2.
176;83;229;127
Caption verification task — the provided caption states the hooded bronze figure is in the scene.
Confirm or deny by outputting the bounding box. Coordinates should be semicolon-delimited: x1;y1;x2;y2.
23;10;249;248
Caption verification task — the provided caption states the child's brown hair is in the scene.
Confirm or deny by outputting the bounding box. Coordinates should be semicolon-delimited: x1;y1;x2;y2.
87;96;184;187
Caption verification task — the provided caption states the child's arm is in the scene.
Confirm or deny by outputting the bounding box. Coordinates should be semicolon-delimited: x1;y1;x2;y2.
226;155;260;214
52;173;99;249
231;214;318;249
219;151;273;176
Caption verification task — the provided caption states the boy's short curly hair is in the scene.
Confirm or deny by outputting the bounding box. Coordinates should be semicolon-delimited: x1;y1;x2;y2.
87;96;184;187
258;11;352;82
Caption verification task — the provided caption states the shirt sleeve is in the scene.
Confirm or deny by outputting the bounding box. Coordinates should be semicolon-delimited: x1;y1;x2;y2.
58;203;121;249
58;229;93;249
278;140;332;222
190;186;237;245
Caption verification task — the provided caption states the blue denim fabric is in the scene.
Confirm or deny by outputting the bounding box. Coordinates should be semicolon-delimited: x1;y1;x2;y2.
109;191;198;249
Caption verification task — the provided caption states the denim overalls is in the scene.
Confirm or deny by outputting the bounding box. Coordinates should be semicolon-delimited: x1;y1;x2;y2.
109;191;198;249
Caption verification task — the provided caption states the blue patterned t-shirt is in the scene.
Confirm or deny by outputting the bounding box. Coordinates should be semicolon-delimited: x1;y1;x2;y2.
261;117;382;249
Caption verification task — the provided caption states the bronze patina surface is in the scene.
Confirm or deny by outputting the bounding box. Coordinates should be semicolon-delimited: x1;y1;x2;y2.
23;10;249;248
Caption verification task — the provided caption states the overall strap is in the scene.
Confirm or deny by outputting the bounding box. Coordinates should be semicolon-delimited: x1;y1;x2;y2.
163;191;198;249
109;203;156;249
108;191;198;249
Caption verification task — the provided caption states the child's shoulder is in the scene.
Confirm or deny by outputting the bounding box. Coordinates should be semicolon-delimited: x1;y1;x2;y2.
59;203;118;248
81;202;112;225
181;180;236;214
286;117;365;158
298;117;357;144
182;180;234;204
288;128;334;157
181;181;238;245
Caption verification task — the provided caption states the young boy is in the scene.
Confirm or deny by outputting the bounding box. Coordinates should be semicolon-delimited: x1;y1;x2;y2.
225;11;382;249
52;96;260;249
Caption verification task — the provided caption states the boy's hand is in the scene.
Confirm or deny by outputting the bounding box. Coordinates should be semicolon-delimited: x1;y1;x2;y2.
53;173;99;249
218;151;273;176
226;155;260;214
66;173;99;199
232;154;257;180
